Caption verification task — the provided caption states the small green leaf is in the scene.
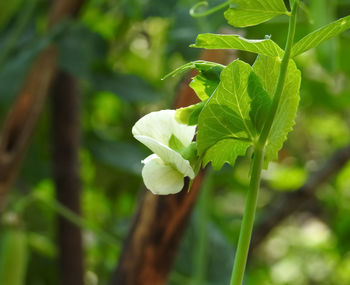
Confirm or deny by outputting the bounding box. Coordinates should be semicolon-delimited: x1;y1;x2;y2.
175;101;206;126
191;33;283;57
162;60;224;80
189;64;223;100
292;15;350;57
253;55;301;166
197;60;256;169
248;72;272;133
163;61;223;100
190;75;217;101
224;0;288;28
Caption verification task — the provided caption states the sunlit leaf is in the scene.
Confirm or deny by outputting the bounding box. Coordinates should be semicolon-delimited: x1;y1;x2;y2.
197;60;256;169
253;55;301;166
248;72;272;133
191;33;283;57
224;0;288;28
292;15;350;57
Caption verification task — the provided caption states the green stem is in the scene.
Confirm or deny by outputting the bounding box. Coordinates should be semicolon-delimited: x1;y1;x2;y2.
190;1;231;18
193;174;212;285
229;146;263;285
229;2;299;285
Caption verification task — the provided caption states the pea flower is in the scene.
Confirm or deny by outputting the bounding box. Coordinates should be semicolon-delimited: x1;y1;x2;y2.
132;110;196;195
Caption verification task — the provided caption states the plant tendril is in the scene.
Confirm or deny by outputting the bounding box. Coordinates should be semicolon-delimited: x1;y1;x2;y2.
190;1;232;18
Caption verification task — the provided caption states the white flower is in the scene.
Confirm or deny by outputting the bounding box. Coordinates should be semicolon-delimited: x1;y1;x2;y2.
132;110;196;195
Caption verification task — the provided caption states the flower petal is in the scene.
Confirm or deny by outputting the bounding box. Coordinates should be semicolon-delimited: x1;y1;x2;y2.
135;135;195;179
132;110;196;147
142;154;185;195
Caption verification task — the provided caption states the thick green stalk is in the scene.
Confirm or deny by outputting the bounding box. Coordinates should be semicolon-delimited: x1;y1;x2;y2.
193;174;212;285
229;2;299;285
229;145;264;285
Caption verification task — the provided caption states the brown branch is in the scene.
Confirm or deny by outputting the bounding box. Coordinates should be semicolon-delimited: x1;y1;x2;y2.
52;71;84;285
250;144;350;252
109;49;235;285
0;0;85;210
0;47;57;206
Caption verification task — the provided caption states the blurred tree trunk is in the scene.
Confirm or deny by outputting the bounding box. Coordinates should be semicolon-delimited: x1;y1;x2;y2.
52;71;84;285
0;0;85;210
109;49;235;285
0;0;86;284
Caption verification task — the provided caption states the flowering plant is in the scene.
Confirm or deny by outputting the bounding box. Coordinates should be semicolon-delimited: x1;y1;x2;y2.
132;110;198;194
131;0;350;283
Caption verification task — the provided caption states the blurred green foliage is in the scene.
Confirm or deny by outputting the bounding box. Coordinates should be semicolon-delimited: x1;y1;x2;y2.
1;0;350;284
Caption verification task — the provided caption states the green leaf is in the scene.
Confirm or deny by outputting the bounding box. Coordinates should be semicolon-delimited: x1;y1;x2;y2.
190;74;218;101
292;15;350;57
175;101;206;126
191;33;283;57
224;0;288;28
248;72;272;133
197;60;256;169
253;55;301;166
162;60;225;80
203;139;250;170
189;64;223;100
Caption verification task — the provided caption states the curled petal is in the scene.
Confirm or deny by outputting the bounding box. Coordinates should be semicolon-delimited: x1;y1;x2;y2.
132;110;196;147
134;136;195;179
142;154;185;195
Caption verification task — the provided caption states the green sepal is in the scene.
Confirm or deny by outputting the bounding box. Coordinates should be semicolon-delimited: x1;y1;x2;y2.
162;60;224;80
169;135;198;163
168;134;186;153
175;101;206;126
